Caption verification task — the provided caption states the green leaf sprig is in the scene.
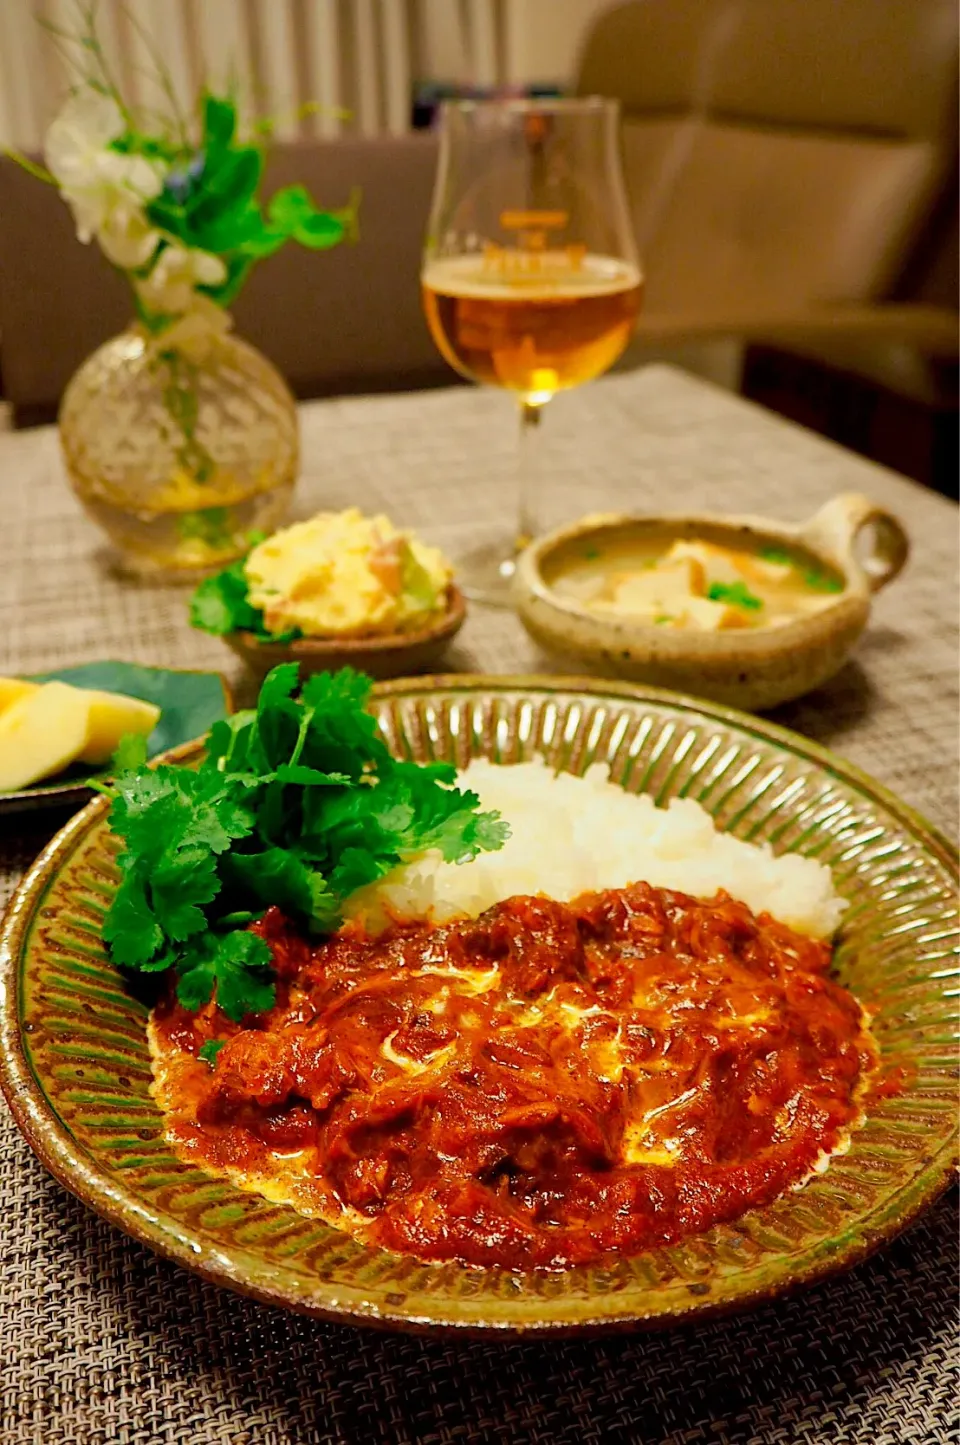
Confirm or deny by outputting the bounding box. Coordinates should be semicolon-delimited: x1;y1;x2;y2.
138;94;359;314
188;538;301;643
101;666;508;1022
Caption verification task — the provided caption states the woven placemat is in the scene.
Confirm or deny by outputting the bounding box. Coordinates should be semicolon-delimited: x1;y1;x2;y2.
1;367;957;1444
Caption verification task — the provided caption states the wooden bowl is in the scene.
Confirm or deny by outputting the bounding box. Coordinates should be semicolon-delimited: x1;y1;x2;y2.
223;585;467;680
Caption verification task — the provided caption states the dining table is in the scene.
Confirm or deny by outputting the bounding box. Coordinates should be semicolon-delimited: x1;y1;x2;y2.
1;363;957;1445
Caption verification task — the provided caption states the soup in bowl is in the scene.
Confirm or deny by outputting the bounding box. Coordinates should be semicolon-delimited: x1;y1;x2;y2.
514;493;907;711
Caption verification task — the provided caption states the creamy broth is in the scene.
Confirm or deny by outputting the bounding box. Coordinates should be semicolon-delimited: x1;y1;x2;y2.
550;535;844;631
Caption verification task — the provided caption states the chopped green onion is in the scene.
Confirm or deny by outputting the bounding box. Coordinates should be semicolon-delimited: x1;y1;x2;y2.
707;581;763;611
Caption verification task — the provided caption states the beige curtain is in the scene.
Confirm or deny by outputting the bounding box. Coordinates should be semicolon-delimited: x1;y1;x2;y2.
0;0;611;149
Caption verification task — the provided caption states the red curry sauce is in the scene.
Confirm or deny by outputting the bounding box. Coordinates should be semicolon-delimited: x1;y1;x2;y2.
150;884;875;1269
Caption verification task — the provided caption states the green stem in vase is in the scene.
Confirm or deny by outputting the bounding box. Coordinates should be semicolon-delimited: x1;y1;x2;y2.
157;348;216;484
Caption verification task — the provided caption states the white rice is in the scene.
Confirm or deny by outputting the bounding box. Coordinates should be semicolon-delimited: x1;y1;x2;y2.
345;759;845;940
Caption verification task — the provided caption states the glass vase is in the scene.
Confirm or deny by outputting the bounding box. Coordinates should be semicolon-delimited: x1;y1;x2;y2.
59;314;298;575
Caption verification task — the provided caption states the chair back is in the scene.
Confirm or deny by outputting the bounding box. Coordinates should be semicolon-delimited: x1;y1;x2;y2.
577;0;959;321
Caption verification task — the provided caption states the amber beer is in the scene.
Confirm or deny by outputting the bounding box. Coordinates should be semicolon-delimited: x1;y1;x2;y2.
421;253;643;399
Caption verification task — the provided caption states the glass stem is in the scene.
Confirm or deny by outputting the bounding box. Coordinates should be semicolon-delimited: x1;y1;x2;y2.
515;399;545;554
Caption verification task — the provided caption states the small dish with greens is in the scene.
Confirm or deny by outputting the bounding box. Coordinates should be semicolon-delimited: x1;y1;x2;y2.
190;509;466;679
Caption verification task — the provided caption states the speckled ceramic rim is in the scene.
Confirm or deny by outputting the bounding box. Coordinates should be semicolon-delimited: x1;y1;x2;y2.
516;511;866;657
0;675;956;1337
0;668;234;816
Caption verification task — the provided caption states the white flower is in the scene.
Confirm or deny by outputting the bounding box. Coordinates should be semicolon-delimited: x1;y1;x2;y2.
97;199;163;269
44;90;164;259
135;244;228;317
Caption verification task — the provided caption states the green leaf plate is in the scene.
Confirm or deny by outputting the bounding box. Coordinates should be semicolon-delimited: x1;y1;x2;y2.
0;662;233;815
0;677;956;1334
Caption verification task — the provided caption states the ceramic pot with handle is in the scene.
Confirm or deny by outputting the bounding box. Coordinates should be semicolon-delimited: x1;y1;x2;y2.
513;494;908;711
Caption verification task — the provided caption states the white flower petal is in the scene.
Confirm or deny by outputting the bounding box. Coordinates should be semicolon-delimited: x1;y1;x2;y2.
97;149;165;201
192;251;228;285
98;202;162;269
44;91;125;185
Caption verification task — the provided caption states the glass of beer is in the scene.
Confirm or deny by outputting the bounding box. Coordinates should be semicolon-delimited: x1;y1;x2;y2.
421;97;642;603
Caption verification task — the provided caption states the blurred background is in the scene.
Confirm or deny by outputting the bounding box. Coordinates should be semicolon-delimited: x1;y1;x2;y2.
0;0;957;494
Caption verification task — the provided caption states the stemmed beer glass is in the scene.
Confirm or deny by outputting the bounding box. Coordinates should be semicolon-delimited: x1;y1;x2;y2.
421;98;642;603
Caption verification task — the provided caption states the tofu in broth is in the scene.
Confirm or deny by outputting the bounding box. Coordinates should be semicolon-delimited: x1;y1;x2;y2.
551;535;844;631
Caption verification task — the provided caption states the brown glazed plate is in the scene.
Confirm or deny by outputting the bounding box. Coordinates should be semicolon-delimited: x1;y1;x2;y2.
0;676;956;1335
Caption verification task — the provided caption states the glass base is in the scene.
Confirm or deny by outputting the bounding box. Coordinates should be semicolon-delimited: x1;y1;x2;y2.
455;539;520;607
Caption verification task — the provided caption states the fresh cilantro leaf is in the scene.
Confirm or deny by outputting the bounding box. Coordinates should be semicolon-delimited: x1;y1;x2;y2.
256;662;302;768
301;666;373;713
103;869;165;967
198;1038;227;1067
206;710;268;777
108;767;183;860
465;808;512;856
176;930;275;1021
259;660;301;711
220;848;340;932
273;763;351;787
150;845;220;941
298;668;390;777
101;663;509;1019
176;779;256;854
707;580;763;611
254;779;292;845
327;844;394;898
189;557;301;643
190;558;262;636
267;184;316;229
370;761;508;864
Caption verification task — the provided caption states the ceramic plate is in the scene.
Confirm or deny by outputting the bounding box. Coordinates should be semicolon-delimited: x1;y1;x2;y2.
0;662;233;815
0;677;956;1334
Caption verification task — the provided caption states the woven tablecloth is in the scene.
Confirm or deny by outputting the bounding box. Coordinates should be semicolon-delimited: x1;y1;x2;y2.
1;366;957;1444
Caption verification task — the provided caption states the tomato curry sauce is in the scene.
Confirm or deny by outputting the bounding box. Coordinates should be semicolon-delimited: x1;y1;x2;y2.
150;883;876;1270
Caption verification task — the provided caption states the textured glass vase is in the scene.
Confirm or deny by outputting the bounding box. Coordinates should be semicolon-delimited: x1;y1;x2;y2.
59;316;298;575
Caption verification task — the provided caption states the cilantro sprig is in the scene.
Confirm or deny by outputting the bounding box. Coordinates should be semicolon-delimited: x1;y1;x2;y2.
189;536;301;643
101;666;508;1022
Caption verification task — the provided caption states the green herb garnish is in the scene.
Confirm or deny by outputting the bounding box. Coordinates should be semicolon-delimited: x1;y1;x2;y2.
706;581;763;611
582;546;601;561
198;1039;227;1067
803;568;844;594
100;665;509;1022
189;536;301;643
654;615;674;625
758;546;794;567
